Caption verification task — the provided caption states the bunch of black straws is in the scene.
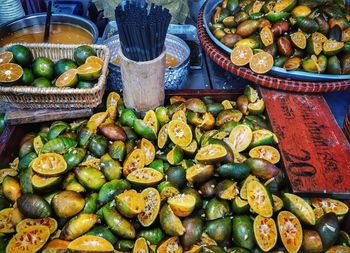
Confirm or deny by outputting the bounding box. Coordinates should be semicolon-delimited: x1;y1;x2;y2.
115;0;172;62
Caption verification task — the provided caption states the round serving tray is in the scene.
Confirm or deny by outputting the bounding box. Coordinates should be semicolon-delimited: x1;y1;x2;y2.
197;1;350;92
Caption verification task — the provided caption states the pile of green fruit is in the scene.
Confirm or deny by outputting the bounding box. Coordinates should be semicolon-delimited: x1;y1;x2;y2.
0;44;103;88
0;86;349;253
210;0;350;74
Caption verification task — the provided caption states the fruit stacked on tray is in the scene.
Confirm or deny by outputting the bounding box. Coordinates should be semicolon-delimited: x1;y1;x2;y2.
0;87;349;253
0;45;103;88
210;0;350;74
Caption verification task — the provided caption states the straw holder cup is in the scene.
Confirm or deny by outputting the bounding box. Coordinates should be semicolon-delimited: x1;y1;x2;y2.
119;48;166;113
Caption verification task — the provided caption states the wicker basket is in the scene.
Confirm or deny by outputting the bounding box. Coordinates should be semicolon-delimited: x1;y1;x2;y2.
0;43;110;109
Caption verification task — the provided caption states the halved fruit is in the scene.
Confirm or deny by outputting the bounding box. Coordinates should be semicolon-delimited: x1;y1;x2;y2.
323;40;344;56
250;129;277;147
138;187;161;227
0;168;18;184
273;0;297;12
230;45;254;66
144;110;160;135
106;92;120;121
228;125;253;152
158;124;169;149
326;245;350;253
133;237;149;253
0;208;15;233
67;235;114;253
254;215;278;252
157;237;183;253
310;198;349;216
6;225;50;253
0;63;23;84
186;164;214;184
248;99;265;115
283;193;315;225
123;149;146;176
16;217;57;234
31;174;62;192
249;52;274;74
260;26;274;47
159;204;185;236
127;168;163;187
86;112;108;133
140;138;156;165
172;110;187;122
55;69;78;88
86;56;104;67
168;194;196;217
33;136;44;154
249;145;280;164
240;175;259;200
115;189;145;218
181;140;198;156
247;180;273;217
272;194;284;212
216;179;239;200
168;120;193;147
195;144;227;164
42;239;69;253
134;119;157;140
277;211;303;253
31;153;67;176
291;31;307;49
0;51;13;64
77;62;102;81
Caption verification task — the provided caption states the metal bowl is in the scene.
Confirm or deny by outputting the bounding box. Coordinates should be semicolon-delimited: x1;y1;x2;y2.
0;13;99;44
104;34;190;90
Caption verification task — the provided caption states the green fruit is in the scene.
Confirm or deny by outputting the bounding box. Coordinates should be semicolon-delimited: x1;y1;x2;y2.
52;190;85;218
215;179;238;200
205;217;232;244
55;58;77;77
159;203;185;236
205;198;230;220
227;247;250;253
78;127;93;148
133;119;156;140
100;154;121;181
266;12;290;22
217;163;251;181
63;148;86;170
32;172;61;192
76;80;94;88
18;151;37;171
232;215;255;250
155;106;170;126
88;135;108;158
207;103;225;116
296;17;320;33
60;213;99;241
21;68;34;85
120;108;138;127
181;215;204;249
283;193;315;225
41;137;77;154
85;225;118;244
182;187;202;208
166;146;184;165
103;206;136;239
98;179;131;204
32;57;55;80
82;193;99;213
231;197;249;214
149;159;165;174
47;122;69;140
315;212;340;250
245;158;281;180
109;140;126;161
165;166;186;188
327;55;342;74
7;45;33;67
31;77;52;87
73;45;97;65
115;240;135;251
200;179;217;198
17;194;52;218
204;246;226;253
138;228;165;245
75;166;106;191
19;166;33;194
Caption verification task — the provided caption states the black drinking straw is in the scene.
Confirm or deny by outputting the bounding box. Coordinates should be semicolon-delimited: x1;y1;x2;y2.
115;0;171;62
43;1;52;42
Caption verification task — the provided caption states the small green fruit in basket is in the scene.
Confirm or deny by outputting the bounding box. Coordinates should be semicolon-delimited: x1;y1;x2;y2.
7;44;33;67
74;45;97;66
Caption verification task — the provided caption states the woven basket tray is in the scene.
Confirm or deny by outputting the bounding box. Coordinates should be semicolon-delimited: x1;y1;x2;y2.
197;3;350;93
344;108;350;142
0;43;110;109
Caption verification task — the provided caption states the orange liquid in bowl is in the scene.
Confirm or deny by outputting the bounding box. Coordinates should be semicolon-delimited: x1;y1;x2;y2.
0;24;93;46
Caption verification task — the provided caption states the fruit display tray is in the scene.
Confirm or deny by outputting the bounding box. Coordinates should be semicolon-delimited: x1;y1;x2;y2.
197;2;350;93
0;88;349;232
